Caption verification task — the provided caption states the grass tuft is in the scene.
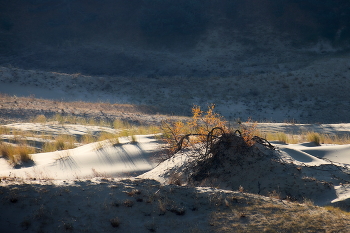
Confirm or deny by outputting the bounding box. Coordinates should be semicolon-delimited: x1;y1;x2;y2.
306;132;322;145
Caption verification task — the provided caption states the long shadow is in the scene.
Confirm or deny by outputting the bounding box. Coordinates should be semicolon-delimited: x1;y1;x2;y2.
14;160;36;169
96;144;138;169
280;148;317;163
95;142;158;174
56;154;79;171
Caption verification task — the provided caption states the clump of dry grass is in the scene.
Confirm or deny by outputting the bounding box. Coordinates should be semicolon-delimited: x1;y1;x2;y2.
42;135;77;152
97;132;119;145
210;195;350;232
113;119;131;129
80;133;96;144
32;114;47;123
0;142;16;163
259;130;350;145
0;142;34;166
0;126;10;135
306;132;321;145
17;144;35;163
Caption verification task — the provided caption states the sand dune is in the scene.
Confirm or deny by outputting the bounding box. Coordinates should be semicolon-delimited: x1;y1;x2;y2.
0;134;161;180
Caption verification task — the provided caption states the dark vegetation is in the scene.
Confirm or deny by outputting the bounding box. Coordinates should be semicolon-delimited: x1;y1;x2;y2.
1;0;350;75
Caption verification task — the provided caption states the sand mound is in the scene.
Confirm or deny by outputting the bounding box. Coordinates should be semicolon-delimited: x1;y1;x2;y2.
141;132;350;209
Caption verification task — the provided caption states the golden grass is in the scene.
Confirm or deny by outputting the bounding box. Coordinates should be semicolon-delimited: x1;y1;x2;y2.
259;130;350;145
306;132;321;145
42;135;77;152
80;133;96;144
17;144;35;163
210;197;350;232
32;114;47;123
0;142;34;166
113;119;131;129
0;126;10;135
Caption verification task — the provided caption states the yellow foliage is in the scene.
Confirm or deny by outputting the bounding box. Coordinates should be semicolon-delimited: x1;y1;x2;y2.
162;104;228;153
240;118;258;146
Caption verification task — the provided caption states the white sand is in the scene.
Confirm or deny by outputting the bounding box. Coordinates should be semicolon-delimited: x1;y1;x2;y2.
0;134;161;179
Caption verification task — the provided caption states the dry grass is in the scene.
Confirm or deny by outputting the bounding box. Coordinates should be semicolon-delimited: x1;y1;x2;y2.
210;196;350;232
0;142;34;166
42;135;77;152
17;144;35;163
97;132;119;145
0;126;10;135
260;130;350;145
80;133;96;144
32;114;47;123
306;132;321;145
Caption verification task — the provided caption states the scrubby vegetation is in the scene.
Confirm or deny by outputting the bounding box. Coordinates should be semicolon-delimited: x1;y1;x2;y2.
1;114;161;156
0;142;34;166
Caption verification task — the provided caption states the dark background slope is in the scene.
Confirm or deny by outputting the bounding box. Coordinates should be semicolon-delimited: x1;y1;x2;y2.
1;0;350;76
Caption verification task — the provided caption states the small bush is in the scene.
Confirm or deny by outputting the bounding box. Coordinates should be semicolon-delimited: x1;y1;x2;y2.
162;104;228;153
239;118;259;146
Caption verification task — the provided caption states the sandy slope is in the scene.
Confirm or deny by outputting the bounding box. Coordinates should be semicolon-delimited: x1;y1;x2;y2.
2;53;350;123
140;141;350;209
0;134;161;179
1;123;350;232
3;177;349;233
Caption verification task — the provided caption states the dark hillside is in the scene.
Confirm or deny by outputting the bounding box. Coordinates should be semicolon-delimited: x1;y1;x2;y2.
1;0;350;76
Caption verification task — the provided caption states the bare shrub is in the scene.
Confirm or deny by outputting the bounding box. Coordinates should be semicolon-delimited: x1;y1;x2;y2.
161;104;228;154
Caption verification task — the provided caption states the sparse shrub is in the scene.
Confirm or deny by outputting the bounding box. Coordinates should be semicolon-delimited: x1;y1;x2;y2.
162;104;228;153
110;217;120;228
126;189;141;196
145;222;157;232
52;113;65;124
239;118;259;146
20;219;31;230
123;199;134;207
269;190;281;200
169;206;186;215
131;135;137;144
32;114;47;123
168;172;182;186
158;200;167;215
